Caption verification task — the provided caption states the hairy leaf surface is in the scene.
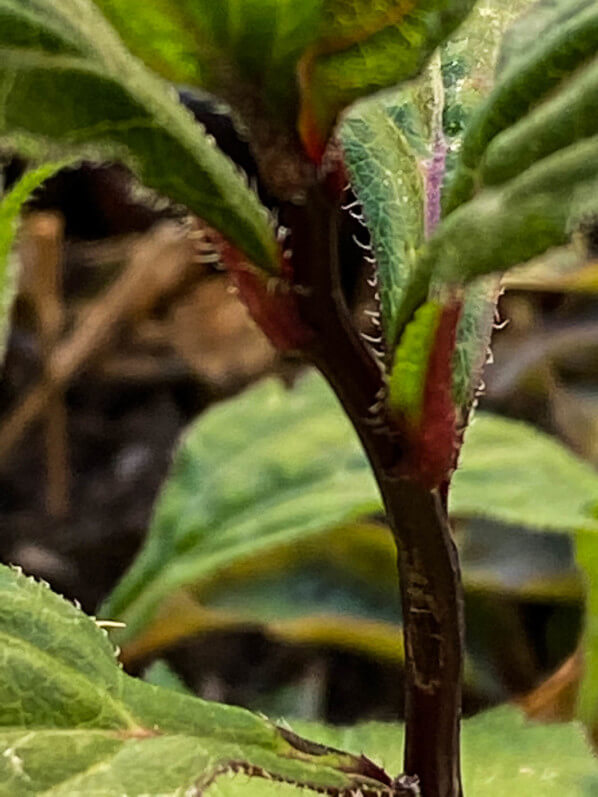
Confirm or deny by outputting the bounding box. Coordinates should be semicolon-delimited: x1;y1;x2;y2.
0;0;279;272
444;0;598;213
2;563;597;794
400;0;598;436
428;135;598;285
0;565;393;796
340;0;533;417
340;70;434;350
94;0;477;160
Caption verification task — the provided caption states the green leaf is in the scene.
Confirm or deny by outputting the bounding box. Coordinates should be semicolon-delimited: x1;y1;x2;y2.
451;277;498;412
341;1;533;405
91;0;208;85
96;0;322;115
299;0;476;158
0;160;71;359
401;0;547;414
103;514;577;698
142;659;192;694
573;533;598;735
387;300;443;426
340;70;433;351
294;706;598;794
101;371;381;644
3;561;596;794
422;0;598;368
427;135;598;286
149;521;407;667
497;0;596;72
0;0;279;272
453;412;598;534
101;371;598;660
95;0;477;160
443;0;598;214
440;0;538;194
481;55;598;187
109;518;409;666
0;564;395;796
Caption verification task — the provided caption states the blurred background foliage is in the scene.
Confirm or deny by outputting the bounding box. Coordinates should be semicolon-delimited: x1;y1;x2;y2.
1;149;598;731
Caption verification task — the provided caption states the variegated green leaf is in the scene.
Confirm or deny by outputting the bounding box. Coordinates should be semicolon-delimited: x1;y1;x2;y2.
437;0;536;413
341;1;533;415
400;0;598;429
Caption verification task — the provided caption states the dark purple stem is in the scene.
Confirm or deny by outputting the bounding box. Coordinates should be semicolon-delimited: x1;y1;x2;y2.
288;186;464;797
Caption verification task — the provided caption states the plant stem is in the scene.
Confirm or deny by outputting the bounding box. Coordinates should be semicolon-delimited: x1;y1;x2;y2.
288;187;464;796
383;478;464;797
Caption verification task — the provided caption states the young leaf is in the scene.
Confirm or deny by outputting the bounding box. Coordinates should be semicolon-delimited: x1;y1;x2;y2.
402;2;598;448
0;0;279;272
428;135;598;286
95;0;322;120
398;27;598;447
340;76;432;351
497;0;596;73
0;160;71;359
440;0;535;413
480;56;598;187
440;0;536;181
444;0;598;213
387;300;445;430
95;0;478;161
340;1;535;436
0;564;395;796
90;0;208;85
298;0;477;160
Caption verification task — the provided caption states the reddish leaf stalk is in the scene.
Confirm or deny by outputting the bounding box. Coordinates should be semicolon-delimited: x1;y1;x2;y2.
213;234;315;352
410;301;463;489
